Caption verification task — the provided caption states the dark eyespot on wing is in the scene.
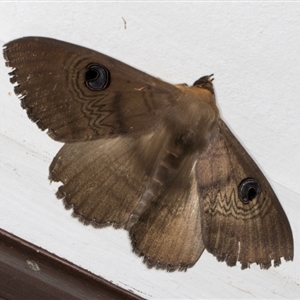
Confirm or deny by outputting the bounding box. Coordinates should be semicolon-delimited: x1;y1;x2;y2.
85;64;110;90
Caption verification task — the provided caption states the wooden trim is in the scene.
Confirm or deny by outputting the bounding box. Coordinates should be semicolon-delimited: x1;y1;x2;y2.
0;228;144;300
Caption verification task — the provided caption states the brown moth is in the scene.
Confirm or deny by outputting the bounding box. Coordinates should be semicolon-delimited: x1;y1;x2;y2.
3;37;293;271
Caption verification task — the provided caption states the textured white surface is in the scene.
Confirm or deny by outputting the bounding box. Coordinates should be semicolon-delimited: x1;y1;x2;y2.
0;2;300;299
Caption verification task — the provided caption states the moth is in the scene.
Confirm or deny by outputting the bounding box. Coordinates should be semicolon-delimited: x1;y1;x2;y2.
3;37;293;271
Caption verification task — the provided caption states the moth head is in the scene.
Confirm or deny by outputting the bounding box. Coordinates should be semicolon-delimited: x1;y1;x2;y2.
193;74;214;94
238;178;261;204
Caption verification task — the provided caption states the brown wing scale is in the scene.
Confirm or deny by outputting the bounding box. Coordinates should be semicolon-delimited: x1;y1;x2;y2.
3;37;179;142
196;120;293;269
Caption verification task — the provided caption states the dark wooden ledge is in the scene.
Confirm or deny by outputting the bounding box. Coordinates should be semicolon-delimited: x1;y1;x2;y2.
0;228;144;300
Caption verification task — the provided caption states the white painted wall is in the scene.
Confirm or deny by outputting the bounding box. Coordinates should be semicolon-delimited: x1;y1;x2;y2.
1;2;299;299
